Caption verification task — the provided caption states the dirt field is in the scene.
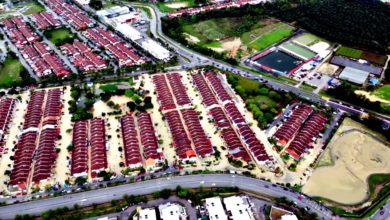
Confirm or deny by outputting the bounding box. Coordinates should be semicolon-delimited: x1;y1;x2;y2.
222;37;242;58
183;33;200;44
317;63;339;75
303;118;390;204
165;2;188;8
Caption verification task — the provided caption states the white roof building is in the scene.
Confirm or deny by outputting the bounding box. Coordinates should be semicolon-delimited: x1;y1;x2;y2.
281;214;299;220
223;196;255;220
339;66;369;85
141;39;170;61
116;24;143;41
97;6;131;18
205;197;228;220
139;208;157;220
158;202;187;220
74;0;90;5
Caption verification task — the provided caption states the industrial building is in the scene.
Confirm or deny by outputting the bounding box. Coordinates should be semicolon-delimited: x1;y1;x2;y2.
97;6;171;61
339;67;369;85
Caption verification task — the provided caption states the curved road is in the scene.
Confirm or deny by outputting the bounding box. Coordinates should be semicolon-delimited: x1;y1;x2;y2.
0;174;335;219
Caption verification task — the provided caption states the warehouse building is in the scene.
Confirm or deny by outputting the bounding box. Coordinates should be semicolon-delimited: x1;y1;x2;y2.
339;67;369;85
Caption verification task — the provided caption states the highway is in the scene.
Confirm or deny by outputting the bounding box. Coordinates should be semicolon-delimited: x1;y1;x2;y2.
0;174;336;220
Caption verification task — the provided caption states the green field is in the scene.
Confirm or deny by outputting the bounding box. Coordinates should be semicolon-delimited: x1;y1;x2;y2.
248;25;295;51
373;85;390;101
103;0;117;9
182;18;295;57
0;56;24;88
335;46;363;59
156;0;195;13
182;18;244;43
280;41;316;60
293;33;321;46
203;41;222;48
44;27;75;46
22;1;46;15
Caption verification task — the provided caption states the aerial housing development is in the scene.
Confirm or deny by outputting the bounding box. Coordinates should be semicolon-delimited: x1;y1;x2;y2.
0;0;389;219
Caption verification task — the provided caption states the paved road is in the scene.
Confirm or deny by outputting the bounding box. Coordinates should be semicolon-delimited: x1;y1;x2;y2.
265;102;299;135
371;197;390;220
0;174;336;220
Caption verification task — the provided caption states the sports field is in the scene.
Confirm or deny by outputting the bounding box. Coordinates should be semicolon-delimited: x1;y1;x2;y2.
44;27;75;46
0;56;24;88
373;85;390;101
335;46;363;59
280;42;316;60
293;33;321;46
248;25;294;51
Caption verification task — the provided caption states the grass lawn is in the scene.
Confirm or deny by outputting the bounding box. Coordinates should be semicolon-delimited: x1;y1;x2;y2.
182;18;241;43
203;41;222;48
373;85;390;101
280;41;316;60
156;0;195;13
44;27;75;46
0;56;24;88
22;1;45;15
239;65;298;86
103;0;117;9
293;33;321;46
249;95;277;109
137;6;152;19
299;83;316;92
235;75;261;93
335;46;363;59
248;25;295;51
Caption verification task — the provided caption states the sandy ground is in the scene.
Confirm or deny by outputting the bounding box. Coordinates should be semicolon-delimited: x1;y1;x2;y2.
143;75;178;167
165;2;189;8
0;92;28;194
53;86;72;185
209;47;225;53
309;42;330;54
222;37;241;58
93;96;126;175
317;63;339;76
183;33;200;44
303;118;390;204
355;90;390;104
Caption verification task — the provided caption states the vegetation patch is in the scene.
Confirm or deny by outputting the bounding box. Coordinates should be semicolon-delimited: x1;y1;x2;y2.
156;0;195;13
226;73;295;128
44;27;75;46
373;85;390;101
335;46;363;59
22;1;45;15
0;55;24;88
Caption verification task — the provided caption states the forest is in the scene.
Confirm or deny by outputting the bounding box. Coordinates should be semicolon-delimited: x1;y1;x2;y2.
267;0;390;53
162;0;390;54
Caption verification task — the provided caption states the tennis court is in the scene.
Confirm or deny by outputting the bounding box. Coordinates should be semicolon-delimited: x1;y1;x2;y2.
280;42;316;60
293;33;321;46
